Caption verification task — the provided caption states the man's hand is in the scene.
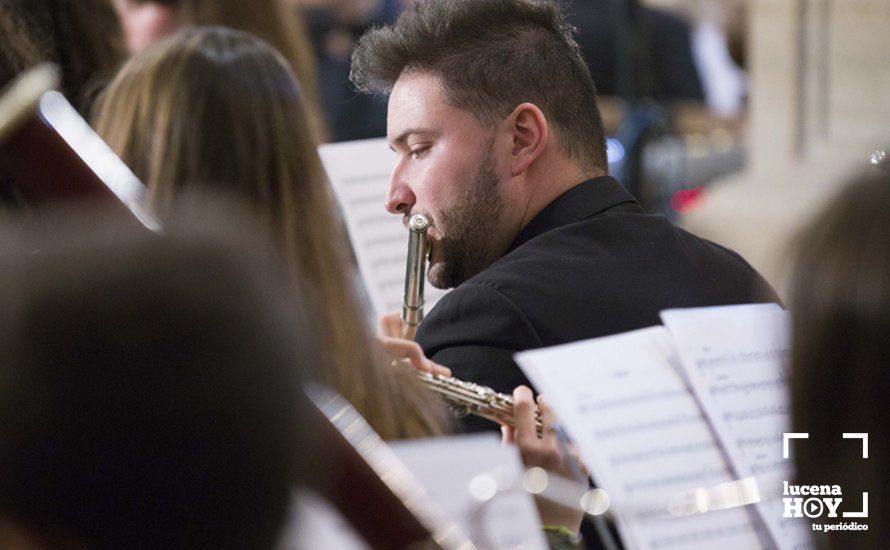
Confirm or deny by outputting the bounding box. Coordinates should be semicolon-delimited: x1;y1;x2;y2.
378;310;416;340
377;335;451;378
503;385;587;534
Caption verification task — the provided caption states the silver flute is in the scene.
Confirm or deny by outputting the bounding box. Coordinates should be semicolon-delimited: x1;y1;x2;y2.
401;214;542;433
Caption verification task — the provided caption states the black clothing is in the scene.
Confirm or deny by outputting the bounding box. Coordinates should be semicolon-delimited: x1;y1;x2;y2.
566;0;704;100
416;176;778;431
304;7;391;142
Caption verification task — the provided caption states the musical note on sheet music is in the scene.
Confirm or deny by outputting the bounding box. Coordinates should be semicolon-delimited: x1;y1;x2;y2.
319;138;449;318
661;304;812;549
516;327;769;550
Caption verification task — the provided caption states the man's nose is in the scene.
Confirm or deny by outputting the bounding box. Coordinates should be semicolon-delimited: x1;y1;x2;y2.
385;175;416;215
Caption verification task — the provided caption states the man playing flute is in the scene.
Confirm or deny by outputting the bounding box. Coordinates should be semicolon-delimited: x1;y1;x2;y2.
356;0;777;432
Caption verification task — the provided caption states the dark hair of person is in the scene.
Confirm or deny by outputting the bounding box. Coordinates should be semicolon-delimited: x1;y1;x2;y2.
0;3;43;90
350;0;607;173
790;168;890;548
0;4;44;210
2;0;124;114
0;212;309;549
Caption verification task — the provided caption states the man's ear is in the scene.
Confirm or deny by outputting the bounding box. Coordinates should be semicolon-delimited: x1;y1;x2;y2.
505;103;549;176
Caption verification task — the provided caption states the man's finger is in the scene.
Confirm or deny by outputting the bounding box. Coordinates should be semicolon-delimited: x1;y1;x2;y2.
428;361;451;377
501;425;516;444
403;340;425;367
378;336;427;372
537;394;557;445
377;311;404;338
512;385;538;447
567;443;590;479
400;323;417;340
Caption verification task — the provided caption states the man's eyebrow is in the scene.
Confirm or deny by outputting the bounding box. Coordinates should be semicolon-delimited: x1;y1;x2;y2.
389;128;434;149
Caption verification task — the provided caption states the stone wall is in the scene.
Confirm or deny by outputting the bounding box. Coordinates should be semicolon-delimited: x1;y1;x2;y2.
681;0;890;299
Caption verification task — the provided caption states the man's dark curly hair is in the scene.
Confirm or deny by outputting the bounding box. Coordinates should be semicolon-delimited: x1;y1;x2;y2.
350;0;607;173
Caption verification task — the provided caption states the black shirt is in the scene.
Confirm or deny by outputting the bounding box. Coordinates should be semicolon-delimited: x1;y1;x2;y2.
416;176;778;431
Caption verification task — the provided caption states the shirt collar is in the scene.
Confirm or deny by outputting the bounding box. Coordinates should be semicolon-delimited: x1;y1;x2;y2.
508;176;639;251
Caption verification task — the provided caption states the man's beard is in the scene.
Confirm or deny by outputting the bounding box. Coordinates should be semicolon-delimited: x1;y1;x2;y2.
428;145;506;289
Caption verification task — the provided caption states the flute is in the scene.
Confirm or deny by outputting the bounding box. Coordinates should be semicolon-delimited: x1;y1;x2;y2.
415;370;543;433
400;214;543;433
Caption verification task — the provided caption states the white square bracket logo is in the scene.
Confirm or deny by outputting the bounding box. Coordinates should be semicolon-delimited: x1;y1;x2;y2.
843;433;869;459
782;432;869;518
783;432;809;459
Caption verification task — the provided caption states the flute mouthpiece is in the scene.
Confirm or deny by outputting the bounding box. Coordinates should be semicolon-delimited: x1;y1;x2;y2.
408;214;430;232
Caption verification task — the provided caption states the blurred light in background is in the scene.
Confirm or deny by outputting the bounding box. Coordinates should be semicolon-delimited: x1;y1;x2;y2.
606;137;625;166
670;186;707;214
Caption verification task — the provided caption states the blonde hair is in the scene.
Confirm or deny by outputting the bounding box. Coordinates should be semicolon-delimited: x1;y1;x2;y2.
165;0;325;140
93;27;449;439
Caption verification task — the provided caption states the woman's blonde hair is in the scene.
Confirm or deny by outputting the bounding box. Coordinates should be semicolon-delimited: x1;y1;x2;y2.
93;27;449;440
156;0;325;140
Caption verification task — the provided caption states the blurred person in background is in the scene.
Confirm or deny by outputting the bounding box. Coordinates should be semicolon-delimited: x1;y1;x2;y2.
667;0;748;118
790;167;890;549
0;2;43;209
693;0;748;117
0;213;309;550
0;3;43;90
563;0;749;215
565;0;704;102
92;26;450;441
565;0;747;115
92;26;589;545
289;0;401;141
111;0;327;140
0;0;124;115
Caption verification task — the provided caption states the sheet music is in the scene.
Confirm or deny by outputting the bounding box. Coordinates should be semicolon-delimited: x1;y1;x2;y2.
319;138;449;318
283;490;369;550
660;305;813;550
516;327;768;550
391;434;548;550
